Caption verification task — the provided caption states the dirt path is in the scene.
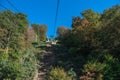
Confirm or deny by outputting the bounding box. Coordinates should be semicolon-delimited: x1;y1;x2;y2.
37;46;56;80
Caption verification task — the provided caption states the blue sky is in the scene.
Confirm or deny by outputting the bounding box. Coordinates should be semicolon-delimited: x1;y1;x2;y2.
0;0;119;37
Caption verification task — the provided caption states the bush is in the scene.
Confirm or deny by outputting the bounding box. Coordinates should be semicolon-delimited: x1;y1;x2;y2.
0;61;22;80
103;54;120;80
48;67;71;80
80;60;107;80
80;54;120;80
67;68;77;80
32;42;38;47
0;52;8;61
0;49;37;80
20;50;37;80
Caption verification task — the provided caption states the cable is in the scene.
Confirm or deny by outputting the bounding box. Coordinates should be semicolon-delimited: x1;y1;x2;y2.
0;3;18;27
6;0;20;12
54;0;60;37
0;3;8;10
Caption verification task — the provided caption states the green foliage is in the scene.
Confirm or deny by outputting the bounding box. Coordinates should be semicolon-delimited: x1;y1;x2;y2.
0;52;8;61
0;4;120;80
57;5;120;80
15;13;29;33
0;50;37;80
102;5;120;25
83;61;106;73
48;67;72;80
57;26;70;39
81;9;101;27
103;54;120;80
80;61;106;80
0;10;37;80
20;50;37;80
0;61;22;80
25;28;36;43
67;68;77;80
0;10;29;53
0;51;23;80
32;42;39;47
32;24;48;42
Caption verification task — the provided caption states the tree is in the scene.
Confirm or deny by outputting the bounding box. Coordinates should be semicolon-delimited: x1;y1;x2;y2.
72;16;81;28
57;26;70;39
81;9;101;28
0;10;37;80
15;13;29;33
25;28;36;43
102;5;120;26
32;24;48;42
0;10;29;53
58;5;120;80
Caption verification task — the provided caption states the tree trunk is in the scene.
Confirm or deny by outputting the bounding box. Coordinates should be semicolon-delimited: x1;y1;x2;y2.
6;46;9;54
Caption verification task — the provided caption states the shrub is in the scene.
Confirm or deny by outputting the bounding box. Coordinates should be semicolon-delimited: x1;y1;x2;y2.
103;54;120;80
0;50;37;80
80;61;107;80
48;67;71;80
67;68;77;80
0;52;8;61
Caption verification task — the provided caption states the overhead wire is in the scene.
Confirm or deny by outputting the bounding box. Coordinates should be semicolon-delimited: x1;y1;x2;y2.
0;2;34;48
0;2;32;28
6;0;32;28
0;3;8;10
0;3;23;51
54;0;60;37
6;0;20;12
6;0;31;27
0;3;19;27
